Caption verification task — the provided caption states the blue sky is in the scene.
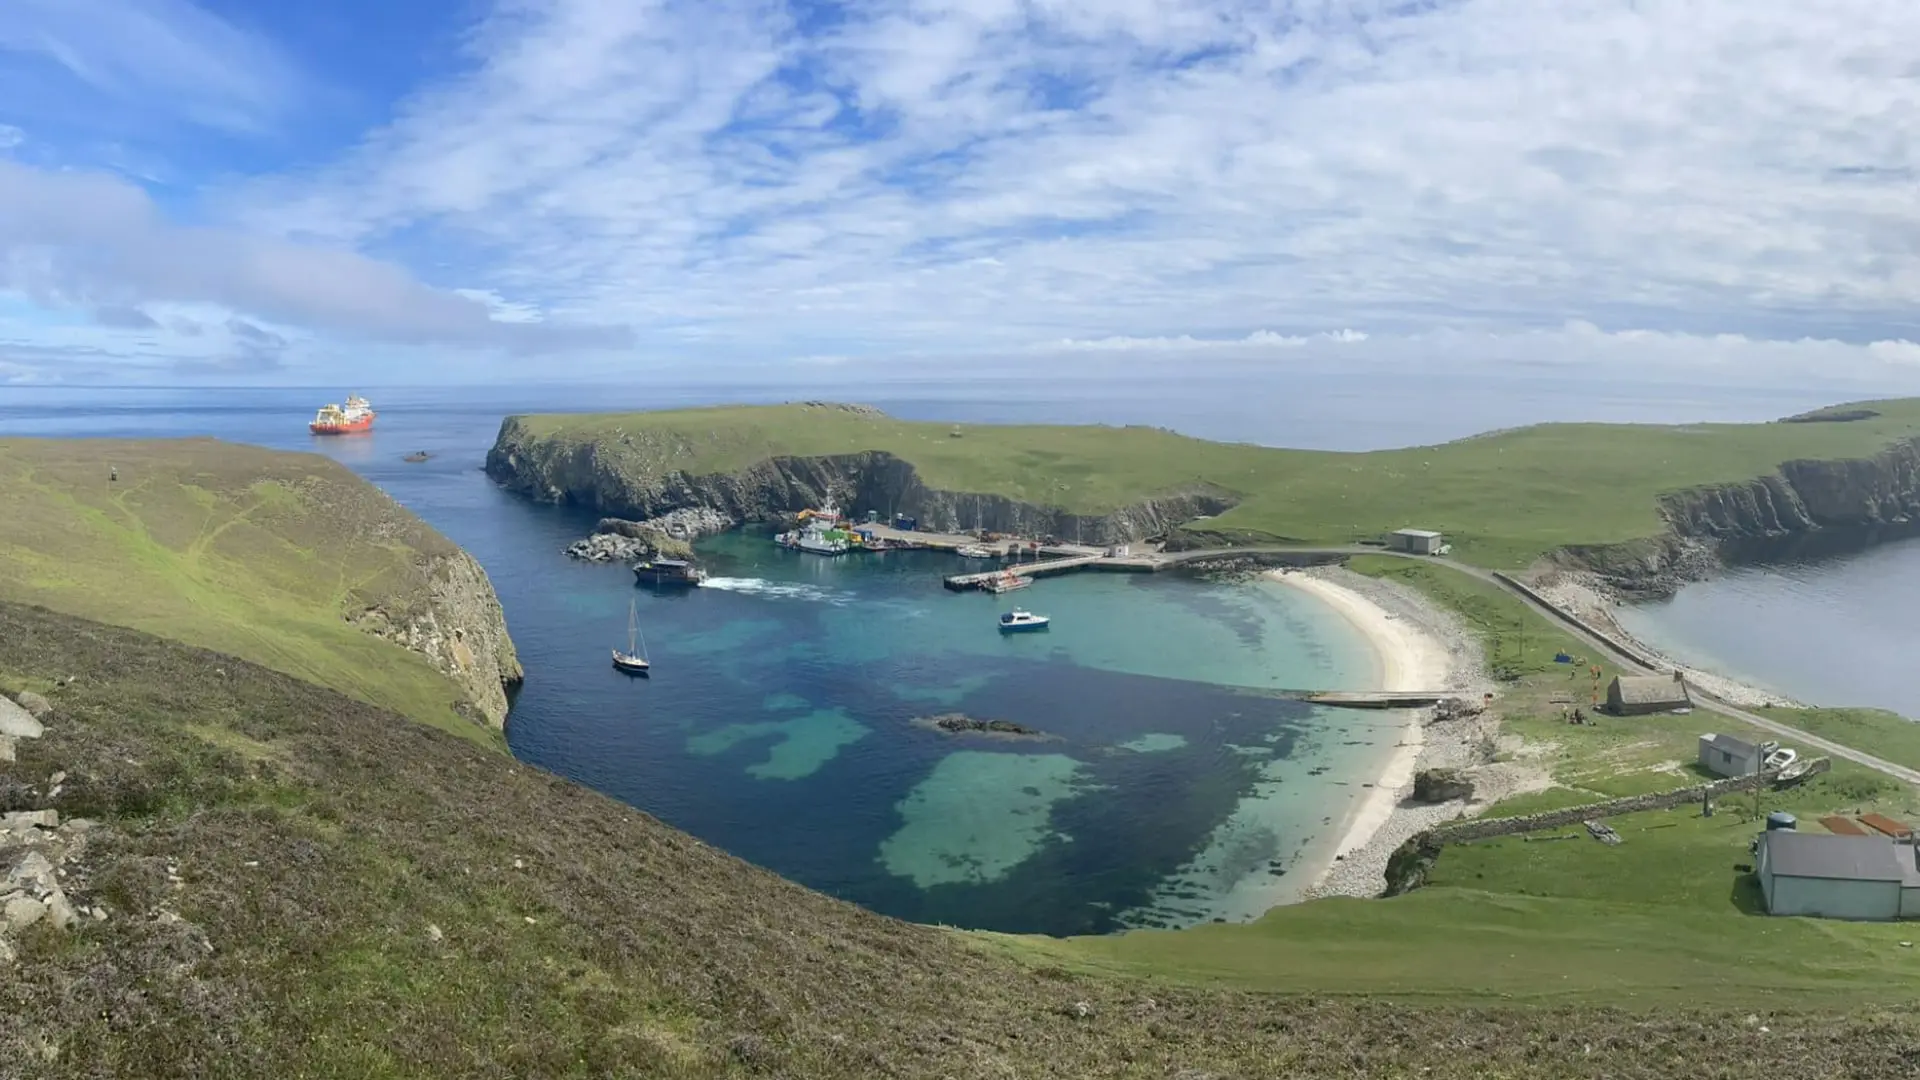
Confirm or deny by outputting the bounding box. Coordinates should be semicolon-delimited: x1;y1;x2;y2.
5;0;1920;388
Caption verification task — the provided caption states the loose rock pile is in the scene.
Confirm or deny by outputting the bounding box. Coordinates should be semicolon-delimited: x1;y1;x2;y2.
1;691;104;964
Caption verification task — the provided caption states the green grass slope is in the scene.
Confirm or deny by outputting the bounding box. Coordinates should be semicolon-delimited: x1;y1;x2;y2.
5;603;1918;1079
0;438;499;745
512;399;1920;567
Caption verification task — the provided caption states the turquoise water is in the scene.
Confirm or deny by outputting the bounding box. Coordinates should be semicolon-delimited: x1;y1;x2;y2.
2;385;1418;937
504;529;1401;934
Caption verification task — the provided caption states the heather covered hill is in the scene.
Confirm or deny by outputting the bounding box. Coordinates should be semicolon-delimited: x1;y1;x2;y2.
3;602;1918;1078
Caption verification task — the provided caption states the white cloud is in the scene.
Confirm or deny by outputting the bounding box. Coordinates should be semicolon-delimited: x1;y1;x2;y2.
0;0;303;134
213;0;1920;371
1056;325;1920;390
1053;330;1369;352
7;0;1920;383
453;288;546;324
0;161;627;353
0;125;22;151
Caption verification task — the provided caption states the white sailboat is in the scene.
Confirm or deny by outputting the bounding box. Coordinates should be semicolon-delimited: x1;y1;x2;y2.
612;598;651;675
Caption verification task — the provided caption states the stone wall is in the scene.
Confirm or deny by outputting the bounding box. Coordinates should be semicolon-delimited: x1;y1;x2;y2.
1431;769;1777;844
1383;770;1778;896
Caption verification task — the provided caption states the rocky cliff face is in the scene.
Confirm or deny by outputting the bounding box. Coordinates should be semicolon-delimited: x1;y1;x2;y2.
1554;435;1920;595
485;418;1238;545
346;549;524;729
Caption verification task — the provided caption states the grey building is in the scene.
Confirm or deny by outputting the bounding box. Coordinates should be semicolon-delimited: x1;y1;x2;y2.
1606;672;1693;715
1756;831;1920;920
1390;528;1445;555
1698;732;1764;777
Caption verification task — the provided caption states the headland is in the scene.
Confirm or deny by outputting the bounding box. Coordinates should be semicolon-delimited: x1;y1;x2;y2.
487;398;1920;589
0;437;522;741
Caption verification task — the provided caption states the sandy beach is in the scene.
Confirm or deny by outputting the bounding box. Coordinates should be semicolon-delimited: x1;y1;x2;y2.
1265;567;1547;902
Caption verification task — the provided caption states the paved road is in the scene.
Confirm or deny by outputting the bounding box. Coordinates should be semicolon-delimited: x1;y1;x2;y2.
1168;544;1920;788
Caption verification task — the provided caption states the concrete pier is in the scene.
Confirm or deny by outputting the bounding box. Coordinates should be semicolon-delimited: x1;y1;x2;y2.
1302;691;1454;709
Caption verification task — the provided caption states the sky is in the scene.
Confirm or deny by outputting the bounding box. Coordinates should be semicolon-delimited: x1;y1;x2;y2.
5;0;1920;392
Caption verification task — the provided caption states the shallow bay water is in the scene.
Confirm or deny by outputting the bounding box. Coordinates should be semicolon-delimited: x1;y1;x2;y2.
1616;538;1920;719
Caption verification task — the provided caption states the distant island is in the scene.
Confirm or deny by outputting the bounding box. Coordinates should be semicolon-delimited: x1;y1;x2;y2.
485;399;1920;595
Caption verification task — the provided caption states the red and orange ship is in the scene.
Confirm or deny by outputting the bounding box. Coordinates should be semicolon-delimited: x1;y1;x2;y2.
309;394;376;435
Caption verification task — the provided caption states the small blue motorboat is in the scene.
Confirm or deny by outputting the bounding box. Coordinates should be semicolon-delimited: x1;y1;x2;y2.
998;609;1050;633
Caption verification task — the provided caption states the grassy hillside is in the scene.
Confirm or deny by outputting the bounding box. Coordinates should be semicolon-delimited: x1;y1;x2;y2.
6;603;1919;1079
0;438;505;746
512;399;1920;567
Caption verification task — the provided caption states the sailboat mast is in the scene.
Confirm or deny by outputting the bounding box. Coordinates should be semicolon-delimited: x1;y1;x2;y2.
628;599;639;655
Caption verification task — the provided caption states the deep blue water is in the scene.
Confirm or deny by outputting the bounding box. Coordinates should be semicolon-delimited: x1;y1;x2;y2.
2;378;1887;934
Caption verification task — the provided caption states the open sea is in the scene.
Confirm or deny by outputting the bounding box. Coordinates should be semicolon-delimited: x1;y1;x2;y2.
2;375;1899;933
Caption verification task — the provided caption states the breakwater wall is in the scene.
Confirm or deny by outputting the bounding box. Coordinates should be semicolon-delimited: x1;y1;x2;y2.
1489;571;1662;671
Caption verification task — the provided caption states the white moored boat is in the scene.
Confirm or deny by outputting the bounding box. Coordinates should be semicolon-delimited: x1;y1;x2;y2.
997;610;1050;633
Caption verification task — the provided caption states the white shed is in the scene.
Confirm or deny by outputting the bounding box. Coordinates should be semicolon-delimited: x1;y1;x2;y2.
1757;831;1907;921
1698;732;1763;777
1390;528;1445;555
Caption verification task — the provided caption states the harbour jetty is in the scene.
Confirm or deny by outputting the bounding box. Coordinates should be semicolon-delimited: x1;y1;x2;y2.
941;542;1357;591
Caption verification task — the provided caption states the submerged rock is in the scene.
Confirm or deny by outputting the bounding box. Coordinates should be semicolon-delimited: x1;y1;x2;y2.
912;713;1050;739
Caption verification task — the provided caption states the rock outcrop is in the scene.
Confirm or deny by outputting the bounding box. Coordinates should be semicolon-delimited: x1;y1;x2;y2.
0;694;44;764
1;732;102;963
347;550;524;728
1410;768;1475;804
564;509;723;563
486;418;1238;545
1552;435;1920;596
912;713;1051;740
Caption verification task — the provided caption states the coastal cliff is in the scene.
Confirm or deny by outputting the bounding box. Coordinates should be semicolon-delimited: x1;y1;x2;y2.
1553;435;1920;596
346;546;524;728
0;437;523;738
485;399;1920;581
486;415;1237;543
